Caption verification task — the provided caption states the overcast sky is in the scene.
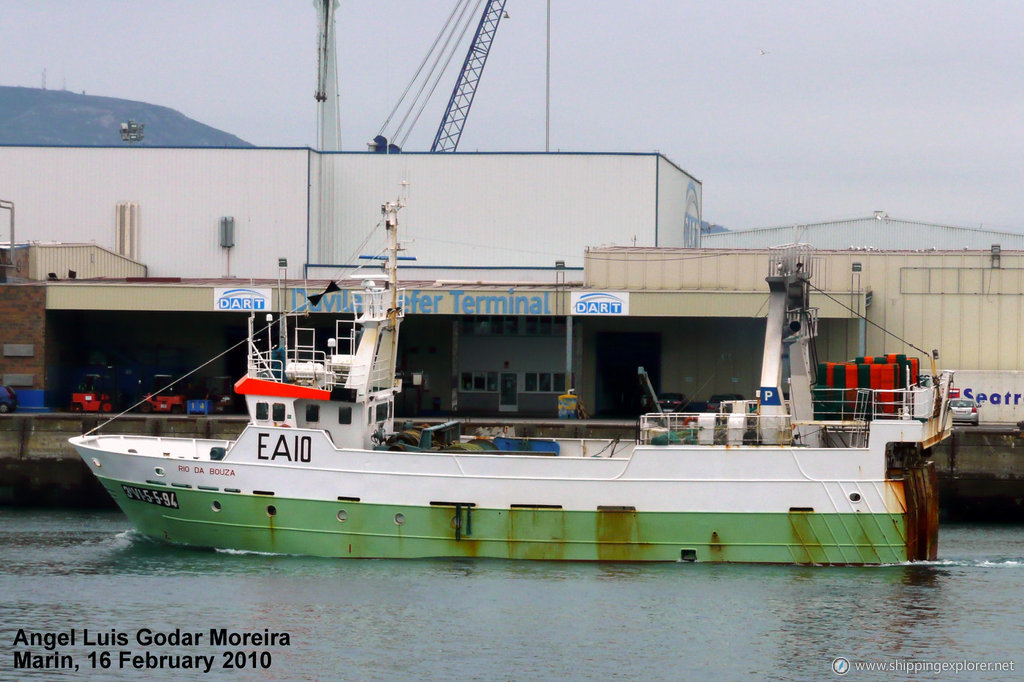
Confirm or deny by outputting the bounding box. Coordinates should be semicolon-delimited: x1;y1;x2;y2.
2;1;1023;232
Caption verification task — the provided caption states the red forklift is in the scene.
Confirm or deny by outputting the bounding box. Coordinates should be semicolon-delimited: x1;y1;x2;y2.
138;374;187;414
70;373;114;412
206;376;239;414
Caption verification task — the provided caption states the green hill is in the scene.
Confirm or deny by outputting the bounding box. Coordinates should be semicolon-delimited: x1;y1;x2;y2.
0;86;252;147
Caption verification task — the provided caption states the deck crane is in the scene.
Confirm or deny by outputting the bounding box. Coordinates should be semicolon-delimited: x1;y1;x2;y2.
430;0;508;152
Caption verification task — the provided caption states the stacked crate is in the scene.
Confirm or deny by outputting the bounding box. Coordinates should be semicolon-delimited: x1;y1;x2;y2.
814;355;919;419
856;354;920;388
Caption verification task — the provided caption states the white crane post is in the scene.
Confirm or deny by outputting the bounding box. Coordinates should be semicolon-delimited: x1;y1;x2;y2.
314;0;342;151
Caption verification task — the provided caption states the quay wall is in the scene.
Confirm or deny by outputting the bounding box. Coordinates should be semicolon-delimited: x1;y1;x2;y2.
929;431;1024;522
0;415;247;506
1;415;1022;521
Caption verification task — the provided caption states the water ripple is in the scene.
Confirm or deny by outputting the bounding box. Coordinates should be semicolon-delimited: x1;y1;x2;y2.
2;511;1022;680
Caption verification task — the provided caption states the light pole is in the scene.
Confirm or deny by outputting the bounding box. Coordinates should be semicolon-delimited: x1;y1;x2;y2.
545;0;551;152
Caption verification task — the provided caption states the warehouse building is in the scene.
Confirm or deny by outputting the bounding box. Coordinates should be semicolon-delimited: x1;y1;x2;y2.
2;146;1023;418
0;147;701;281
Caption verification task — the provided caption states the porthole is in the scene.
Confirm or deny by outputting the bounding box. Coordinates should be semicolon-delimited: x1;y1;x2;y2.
336;510;348;522
154;467;166;477
394;513;406;525
211;501;222;512
849;492;862;503
267;505;277;517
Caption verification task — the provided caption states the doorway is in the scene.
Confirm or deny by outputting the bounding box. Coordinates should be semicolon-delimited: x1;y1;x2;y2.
594;332;661;416
499;372;518;412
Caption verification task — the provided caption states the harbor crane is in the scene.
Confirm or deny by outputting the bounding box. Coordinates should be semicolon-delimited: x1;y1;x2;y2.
373;0;508;153
431;0;508;152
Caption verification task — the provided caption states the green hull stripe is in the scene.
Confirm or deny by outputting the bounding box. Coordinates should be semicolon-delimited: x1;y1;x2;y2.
99;477;909;564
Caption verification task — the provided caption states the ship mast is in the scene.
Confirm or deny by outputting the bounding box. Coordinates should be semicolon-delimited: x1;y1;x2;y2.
761;245;817;426
383;200;404;392
383;200;401;310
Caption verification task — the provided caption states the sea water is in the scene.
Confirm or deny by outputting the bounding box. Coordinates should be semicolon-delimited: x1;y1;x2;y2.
0;509;1021;681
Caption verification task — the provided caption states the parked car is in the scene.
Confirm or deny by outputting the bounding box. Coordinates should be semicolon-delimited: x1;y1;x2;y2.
949;398;979;425
0;385;17;413
657;392;686;412
706;393;744;412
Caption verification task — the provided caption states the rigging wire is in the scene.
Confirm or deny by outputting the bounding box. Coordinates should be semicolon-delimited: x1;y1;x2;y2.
412;234;578;259
321;216;388;285
377;0;468;139
83;211;400;437
388;0;478;146
807;281;931;357
397;0;482;148
83;334;256;437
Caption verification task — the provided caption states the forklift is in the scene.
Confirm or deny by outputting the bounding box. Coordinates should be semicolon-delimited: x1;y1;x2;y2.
70;373;114;413
138;374;187;414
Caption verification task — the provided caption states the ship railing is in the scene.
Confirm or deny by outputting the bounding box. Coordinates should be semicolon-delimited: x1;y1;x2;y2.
88;433;234;460
325;320;358;386
640;412;793;447
356;287;406;321
282;327;332;389
245;327;284;382
767;243;815;280
334;319;358;356
811;385;938;421
367;361;395;393
247;350;284;382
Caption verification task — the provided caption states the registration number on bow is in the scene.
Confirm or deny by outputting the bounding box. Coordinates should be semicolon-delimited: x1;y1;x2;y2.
122;484;179;508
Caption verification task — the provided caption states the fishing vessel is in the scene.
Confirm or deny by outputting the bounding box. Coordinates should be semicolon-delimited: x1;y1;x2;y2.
71;201;950;564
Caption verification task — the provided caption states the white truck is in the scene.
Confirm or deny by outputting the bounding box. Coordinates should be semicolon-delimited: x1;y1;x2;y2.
951;370;1024;424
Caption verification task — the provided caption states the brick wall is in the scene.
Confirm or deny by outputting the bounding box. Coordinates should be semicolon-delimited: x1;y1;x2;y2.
0;284;46;389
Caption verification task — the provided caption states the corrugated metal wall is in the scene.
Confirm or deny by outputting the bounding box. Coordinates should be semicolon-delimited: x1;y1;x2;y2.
0;147;309;279
3;147;699;280
585;246;1024;371
29;244;146;280
656;156;701;248
309;153;693;272
705;215;1024;250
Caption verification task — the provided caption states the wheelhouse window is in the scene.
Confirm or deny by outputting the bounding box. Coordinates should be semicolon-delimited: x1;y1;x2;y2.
306;404;320;423
272;403;286;421
338;406;352;424
256;402;269;420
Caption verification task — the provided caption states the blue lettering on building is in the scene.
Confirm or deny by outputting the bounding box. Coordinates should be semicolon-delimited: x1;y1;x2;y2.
961;387;1023;407
293;288;551;316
